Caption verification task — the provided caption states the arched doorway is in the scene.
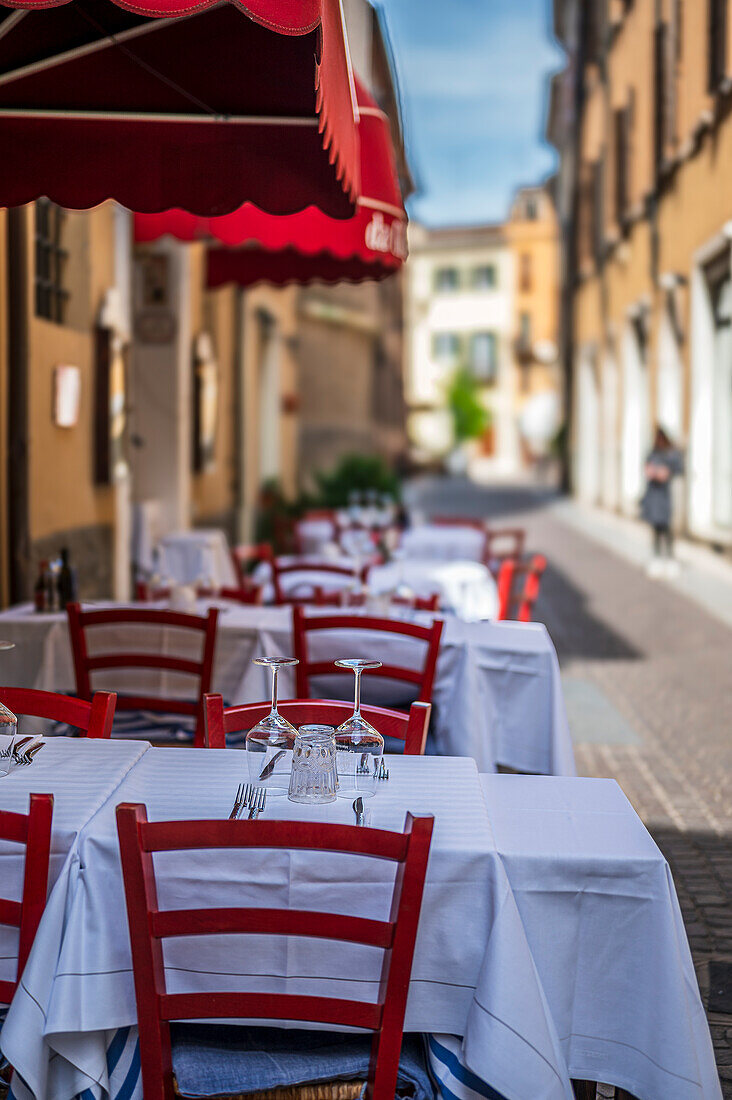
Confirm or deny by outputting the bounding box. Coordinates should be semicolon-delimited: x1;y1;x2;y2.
575;347;601;503
657;306;684;442
621;315;650;512
256;310;281;485
601;350;620;510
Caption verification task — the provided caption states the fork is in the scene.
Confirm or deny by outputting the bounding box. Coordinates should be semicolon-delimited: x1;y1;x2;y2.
376;759;389;781
229;782;245;820
244;785;267;819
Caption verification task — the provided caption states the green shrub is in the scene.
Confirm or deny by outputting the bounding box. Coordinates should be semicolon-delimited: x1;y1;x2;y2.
446;367;490;444
314;453;401;508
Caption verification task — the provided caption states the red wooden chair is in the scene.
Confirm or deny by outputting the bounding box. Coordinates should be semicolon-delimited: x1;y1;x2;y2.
292;607;444;705
496;555;547;622
116;802;434;1100
294;510;340;554
66;603;218;747
0;793;53;1007
0;688;116;738
341;589;441;613
136;582;263;605
272;560;362;606
431;515;486;531
230;543;274;590
484;527;527;575
203;694;432;755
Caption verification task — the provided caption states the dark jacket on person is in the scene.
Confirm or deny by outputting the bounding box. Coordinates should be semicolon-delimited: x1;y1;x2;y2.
641;448;684;528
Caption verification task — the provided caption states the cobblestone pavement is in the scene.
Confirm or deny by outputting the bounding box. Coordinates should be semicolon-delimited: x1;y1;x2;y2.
408;477;732;1097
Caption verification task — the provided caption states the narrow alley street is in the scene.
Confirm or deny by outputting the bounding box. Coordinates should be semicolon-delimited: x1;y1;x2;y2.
408;476;732;1094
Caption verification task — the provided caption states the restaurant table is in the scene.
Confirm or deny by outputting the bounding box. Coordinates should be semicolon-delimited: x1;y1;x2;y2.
367;560;498;621
2;757;719;1100
0;603;574;776
0;752;575;1100
158;529;237;588
400;525;486;564
479;774;721;1100
0;736;150;992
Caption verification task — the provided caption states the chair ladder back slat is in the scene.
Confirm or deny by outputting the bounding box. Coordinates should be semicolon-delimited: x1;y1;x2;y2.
151;907;394;948
160;991;382;1031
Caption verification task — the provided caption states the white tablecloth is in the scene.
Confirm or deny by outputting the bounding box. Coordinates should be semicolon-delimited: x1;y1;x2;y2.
0;737;149;990
158;529;236;588
0;604;574;776
0;753;573;1100
1;756;719;1100
400;525;486;563
481;774;721;1100
368;560;498;621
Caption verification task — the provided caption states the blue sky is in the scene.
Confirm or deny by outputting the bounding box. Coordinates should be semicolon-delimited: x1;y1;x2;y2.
375;0;564;227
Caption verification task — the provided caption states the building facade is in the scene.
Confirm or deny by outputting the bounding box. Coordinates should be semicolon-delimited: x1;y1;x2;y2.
550;0;732;546
404;187;560;476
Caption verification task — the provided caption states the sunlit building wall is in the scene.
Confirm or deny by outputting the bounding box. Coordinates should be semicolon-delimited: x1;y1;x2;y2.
550;0;732;546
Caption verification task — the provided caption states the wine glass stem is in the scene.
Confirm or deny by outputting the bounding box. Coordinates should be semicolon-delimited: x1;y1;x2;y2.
270;666;279;717
353;668;362;718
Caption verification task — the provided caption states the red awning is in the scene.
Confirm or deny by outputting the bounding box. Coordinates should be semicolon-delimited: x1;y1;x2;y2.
0;0;359;217
134;79;406;285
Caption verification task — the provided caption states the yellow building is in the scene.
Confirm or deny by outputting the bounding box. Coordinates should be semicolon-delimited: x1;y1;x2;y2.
404;185;560;476
550;0;732;545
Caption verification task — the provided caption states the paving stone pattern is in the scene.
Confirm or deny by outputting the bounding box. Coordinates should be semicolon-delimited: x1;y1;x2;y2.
409;478;732;1097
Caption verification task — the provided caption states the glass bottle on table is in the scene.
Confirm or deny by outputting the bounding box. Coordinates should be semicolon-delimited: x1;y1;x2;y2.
244;656;299;796
333;658;384;798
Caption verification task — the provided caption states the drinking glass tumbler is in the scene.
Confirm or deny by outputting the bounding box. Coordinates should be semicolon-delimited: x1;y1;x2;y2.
288;725;339;804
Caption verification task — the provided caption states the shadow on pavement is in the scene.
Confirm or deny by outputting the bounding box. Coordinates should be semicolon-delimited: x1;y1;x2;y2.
535;559;644;661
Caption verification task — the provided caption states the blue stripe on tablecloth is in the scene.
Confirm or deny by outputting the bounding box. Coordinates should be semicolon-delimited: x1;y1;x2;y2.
8;1028;142;1100
428;1035;507;1100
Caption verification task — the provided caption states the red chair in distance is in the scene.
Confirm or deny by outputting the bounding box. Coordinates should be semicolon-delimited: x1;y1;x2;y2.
484;527;527;576
203;694;432;755
0;793;53;1007
66;603;218;747
272;559;362;606
292;607;443;705
116;802;434;1100
0;688;116;738
496;555;547;623
135;582;263;605
230;542;274;590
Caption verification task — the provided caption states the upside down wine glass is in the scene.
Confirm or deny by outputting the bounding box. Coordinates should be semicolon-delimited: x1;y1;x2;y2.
245;656;299;796
334;658;384;798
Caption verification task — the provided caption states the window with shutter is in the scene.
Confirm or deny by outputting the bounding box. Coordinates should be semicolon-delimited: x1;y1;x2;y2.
34;200;70;325
614;107;629;223
708;0;727;91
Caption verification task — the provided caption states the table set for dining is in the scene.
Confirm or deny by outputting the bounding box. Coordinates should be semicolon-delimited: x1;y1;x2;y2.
0;517;722;1100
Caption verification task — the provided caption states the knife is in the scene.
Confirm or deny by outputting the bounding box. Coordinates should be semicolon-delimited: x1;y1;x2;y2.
352;796;365;826
258;749;286;781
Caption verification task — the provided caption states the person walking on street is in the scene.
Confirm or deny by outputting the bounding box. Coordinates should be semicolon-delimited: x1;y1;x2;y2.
641;425;684;577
